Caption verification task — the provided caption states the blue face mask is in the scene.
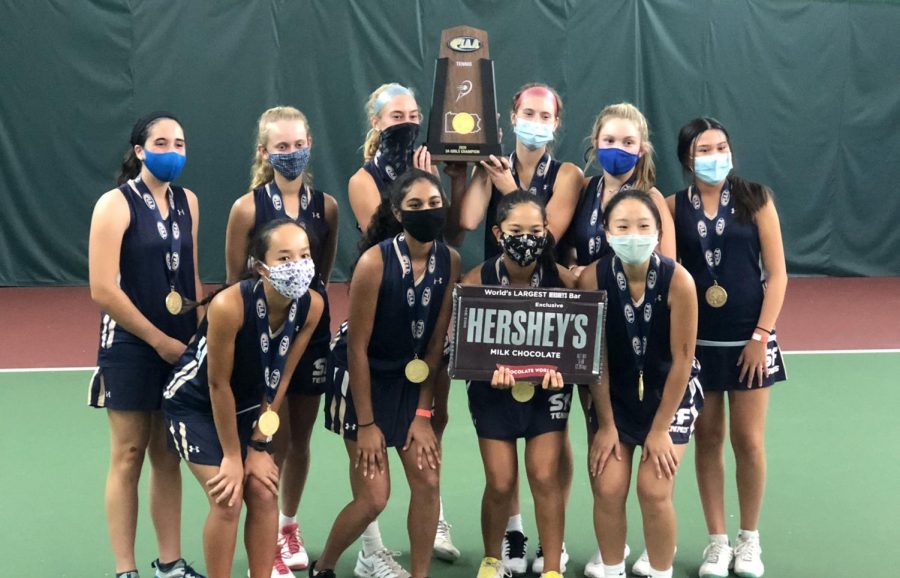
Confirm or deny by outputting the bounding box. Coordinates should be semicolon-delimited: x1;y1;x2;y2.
269;148;311;181
694;153;733;185
142;150;186;183
514;119;554;150
597;147;640;176
607;234;657;265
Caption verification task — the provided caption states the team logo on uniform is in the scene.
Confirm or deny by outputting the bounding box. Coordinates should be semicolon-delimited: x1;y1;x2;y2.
537;162;547;177
713;248;722;266
143;194;156;210
692;194;701;210
288;301;297;322
642;336;648;354
715;218;725;236
406;287;416;306
385;165;397;180
172;222;180;240
647;269;657;289
588;237;596;255
697;221;707;238
422;286;432;306
529;186;537;194
166;251;180;271
401;255;412;276
301;192;309;211
428;255;436;274
270;369;281;388
643;302;653;322
590;208;598;227
624;304;635;324
272;194;283;211
279;335;290;356
632;336;642;355
616;271;627;291
721;189;731;207
157;222;168;239
260;333;269;353
256;298;267;319
705;250;714;267
500;274;510;286
415;320;425;339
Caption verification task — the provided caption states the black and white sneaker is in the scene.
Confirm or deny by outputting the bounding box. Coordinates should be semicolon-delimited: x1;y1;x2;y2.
309;561;336;578
532;543;568;574
501;531;528;575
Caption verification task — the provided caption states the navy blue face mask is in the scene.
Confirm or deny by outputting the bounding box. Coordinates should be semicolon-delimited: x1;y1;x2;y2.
269;148;311;181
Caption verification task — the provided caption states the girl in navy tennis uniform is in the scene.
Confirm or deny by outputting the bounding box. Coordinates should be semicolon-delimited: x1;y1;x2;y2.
316;169;461;578
347;83;466;565
88;113;203;578
225;106;338;575
668;118;787;578
577;190;702;578
459;83;583;260
462;191;574;578
163;219;323;578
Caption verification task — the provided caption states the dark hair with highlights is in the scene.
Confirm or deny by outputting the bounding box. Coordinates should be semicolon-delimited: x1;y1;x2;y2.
677;117;771;223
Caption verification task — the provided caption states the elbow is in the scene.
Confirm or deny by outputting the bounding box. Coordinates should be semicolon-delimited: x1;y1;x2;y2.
89;283;112;309
458;215;480;232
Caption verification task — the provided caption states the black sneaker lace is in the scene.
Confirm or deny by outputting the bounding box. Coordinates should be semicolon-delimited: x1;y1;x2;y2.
504;531;527;559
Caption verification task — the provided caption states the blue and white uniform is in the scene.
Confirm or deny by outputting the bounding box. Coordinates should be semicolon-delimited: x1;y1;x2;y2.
466;256;574;440
674;183;787;391
251;182;331;395
483;152;560;260
562;175;636;266
588;254;703;445
163;279;312;465
324;236;451;447
89;180;197;411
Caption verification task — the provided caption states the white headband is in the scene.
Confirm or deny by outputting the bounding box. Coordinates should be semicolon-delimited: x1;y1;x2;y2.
373;84;414;115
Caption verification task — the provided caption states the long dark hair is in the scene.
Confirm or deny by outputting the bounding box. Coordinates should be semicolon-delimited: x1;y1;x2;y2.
494;189;558;274
677;117;770;223
601;188;662;233
356;168;446;260
117;112;181;185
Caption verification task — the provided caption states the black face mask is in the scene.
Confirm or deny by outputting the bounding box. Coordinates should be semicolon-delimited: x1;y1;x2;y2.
377;122;419;181
500;233;548;267
401;207;446;243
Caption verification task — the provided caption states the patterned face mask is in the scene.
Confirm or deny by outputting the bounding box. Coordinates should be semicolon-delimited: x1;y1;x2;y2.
268;148;310;181
261;257;315;299
376;122;419;180
499;233;547;267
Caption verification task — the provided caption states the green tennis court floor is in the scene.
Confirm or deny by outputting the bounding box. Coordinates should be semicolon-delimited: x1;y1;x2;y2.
2;352;897;577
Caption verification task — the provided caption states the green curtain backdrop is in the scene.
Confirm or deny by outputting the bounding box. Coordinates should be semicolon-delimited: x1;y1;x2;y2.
1;0;898;285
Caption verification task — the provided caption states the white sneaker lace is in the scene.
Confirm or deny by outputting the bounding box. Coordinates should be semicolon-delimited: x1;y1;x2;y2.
372;549;410;578
703;542;730;564
435;520;452;542
735;538;760;562
482;559;512;578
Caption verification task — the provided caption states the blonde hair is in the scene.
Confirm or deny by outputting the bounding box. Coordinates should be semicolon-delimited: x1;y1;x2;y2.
249;106;312;192
362;83;416;162
585;102;656;191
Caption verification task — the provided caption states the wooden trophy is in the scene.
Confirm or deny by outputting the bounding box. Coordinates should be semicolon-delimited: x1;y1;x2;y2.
425;26;502;162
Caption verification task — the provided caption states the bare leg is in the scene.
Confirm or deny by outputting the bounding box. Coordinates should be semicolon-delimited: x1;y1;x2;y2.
524;432;567;573
728;388;770;531
148;412;182;564
187;463;242;578
106;410;152;572
245;475;280;578
279;394;321;517
694;392;727;534
397;444;441;578
637;444;688;571
478;438;519;558
590;443;634;566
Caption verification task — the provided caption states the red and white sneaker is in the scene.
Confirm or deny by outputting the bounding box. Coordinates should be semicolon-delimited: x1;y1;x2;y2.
279;523;310;571
270;551;296;578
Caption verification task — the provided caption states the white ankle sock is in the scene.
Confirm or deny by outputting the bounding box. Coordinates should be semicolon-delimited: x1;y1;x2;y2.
506;514;523;533
362;520;384;556
439;497;446;522
589;549;602;564
602;562;625;577
709;533;729;545
280;512;297;528
738;529;759;541
649;567;672;578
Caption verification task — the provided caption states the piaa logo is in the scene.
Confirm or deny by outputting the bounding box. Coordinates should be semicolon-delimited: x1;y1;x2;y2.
449;36;481;52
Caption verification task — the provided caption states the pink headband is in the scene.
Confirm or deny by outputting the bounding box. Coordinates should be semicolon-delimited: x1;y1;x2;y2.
515;86;559;115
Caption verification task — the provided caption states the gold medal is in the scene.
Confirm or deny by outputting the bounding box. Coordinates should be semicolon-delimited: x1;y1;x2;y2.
258;408;280;436
705;282;728;308
638;371;644;402
405;358;429;383
511;381;536;403
165;289;183;315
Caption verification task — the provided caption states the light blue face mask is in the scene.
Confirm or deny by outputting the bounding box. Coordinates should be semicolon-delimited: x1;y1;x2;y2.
607;234;658;265
694;152;733;185
514;119;554;150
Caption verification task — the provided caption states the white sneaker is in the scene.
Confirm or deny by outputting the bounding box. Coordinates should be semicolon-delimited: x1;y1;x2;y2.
583;544;630;578
631;546;676;577
271;550;296;578
353;549;411;578
433;519;461;562
501;530;528;575
733;535;764;578
699;542;734;578
278;523;309;570
531;542;568;573
477;557;512;578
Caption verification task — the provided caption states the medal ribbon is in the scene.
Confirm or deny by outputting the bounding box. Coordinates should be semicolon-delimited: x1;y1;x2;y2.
264;182;311;220
586;174;637;258
129;178;181;292
496;256;542;288
509;151;552;196
393;234;438;358
686;180;733;283
611;254;662;381
252;280;301;404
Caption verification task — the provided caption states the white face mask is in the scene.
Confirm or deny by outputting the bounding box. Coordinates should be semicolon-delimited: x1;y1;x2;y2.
261;258;315;299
